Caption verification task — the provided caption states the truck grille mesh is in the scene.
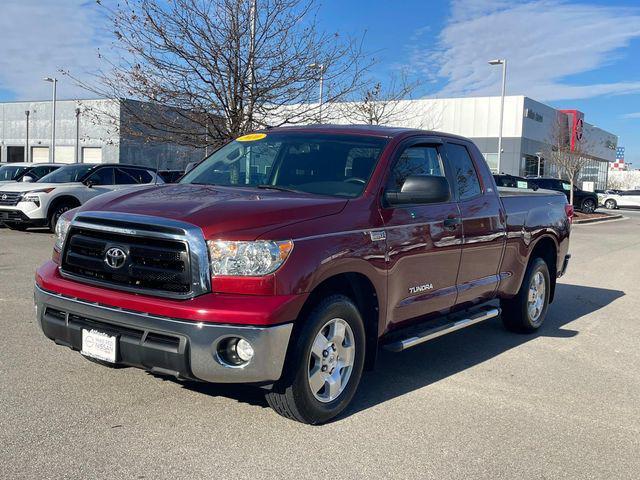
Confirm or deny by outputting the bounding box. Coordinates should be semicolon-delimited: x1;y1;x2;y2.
61;227;192;294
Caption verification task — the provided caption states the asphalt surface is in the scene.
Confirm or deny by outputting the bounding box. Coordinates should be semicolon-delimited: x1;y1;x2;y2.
1;210;639;479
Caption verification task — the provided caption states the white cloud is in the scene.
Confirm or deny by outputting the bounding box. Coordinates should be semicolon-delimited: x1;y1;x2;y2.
622;112;640;119
0;0;110;100
420;0;640;101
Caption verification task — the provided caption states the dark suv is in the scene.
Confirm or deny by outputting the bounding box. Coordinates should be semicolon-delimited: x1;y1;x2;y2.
528;177;598;213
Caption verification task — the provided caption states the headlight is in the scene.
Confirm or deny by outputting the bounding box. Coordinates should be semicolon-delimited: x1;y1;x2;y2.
21;193;41;207
54;215;73;251
207;240;293;276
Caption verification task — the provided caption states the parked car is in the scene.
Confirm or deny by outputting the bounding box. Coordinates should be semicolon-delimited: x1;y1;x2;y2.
35;126;571;424
493;174;534;189
527;177;598;213
0;162;64;184
0;163;162;231
600;189;640;209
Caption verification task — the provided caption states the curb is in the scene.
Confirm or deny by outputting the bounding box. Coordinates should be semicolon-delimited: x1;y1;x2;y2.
573;214;624;225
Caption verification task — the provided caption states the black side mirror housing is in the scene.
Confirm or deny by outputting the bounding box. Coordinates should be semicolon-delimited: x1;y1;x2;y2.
385;175;451;206
84;179;94;188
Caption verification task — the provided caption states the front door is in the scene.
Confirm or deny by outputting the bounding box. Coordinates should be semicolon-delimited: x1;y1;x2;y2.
380;139;463;327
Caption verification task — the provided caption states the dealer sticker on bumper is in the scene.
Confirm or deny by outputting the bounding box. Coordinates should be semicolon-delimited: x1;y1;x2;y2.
81;329;117;363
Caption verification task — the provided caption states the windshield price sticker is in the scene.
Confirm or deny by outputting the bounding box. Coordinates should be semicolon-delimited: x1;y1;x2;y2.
237;133;267;142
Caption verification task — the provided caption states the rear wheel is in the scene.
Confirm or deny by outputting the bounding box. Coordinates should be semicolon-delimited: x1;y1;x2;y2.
265;295;366;424
581;198;596;214
501;257;551;333
604;199;617;210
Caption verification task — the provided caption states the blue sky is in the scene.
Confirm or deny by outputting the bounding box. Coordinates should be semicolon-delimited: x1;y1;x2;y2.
1;0;639;164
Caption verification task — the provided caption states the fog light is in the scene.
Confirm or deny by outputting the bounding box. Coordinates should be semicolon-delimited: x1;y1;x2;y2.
217;337;254;367
236;338;254;362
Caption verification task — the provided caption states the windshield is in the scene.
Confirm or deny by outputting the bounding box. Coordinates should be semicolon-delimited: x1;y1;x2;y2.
0;165;28;181
180;133;388;198
38;164;94;183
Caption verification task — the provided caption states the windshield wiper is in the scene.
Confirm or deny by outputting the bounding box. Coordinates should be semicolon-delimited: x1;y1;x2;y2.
255;184;302;193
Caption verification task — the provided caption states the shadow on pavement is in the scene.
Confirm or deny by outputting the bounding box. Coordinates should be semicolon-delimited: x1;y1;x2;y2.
171;283;624;418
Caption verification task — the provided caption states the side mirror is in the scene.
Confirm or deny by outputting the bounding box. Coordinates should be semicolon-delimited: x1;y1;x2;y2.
21;176;34;183
385;175;451;206
84;179;95;188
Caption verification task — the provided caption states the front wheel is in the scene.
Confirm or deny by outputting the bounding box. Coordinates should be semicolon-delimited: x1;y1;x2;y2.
581;198;596;214
265;295;366;424
501;257;551;333
604;199;617;210
48;203;73;232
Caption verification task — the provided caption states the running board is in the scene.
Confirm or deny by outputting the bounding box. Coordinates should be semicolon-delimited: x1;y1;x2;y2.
383;307;501;352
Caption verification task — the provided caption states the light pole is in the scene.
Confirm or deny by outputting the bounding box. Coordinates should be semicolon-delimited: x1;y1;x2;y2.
488;59;507;173
43;77;58;163
308;63;325;123
535;151;543;177
75;107;81;163
25;110;30;162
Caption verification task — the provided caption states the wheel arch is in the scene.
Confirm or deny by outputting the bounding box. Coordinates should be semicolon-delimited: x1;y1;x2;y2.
46;194;82;219
528;235;558;303
294;272;381;371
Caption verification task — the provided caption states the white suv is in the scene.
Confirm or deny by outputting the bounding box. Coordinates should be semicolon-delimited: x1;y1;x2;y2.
0;162;65;185
0;163;163;231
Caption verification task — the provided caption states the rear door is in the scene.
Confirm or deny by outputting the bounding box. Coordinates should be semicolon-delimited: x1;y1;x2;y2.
381;138;463;326
444;141;506;306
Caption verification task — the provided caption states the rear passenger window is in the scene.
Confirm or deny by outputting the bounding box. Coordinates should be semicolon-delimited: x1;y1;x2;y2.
446;143;481;200
386;145;444;192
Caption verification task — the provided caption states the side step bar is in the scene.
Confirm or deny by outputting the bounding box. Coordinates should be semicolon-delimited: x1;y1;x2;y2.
383;307;501;352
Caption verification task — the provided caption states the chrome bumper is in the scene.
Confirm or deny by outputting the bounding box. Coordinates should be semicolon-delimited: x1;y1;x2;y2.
34;284;293;384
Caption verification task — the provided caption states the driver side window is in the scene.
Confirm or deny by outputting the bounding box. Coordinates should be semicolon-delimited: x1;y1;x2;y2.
386;145;444;193
85;167;114;186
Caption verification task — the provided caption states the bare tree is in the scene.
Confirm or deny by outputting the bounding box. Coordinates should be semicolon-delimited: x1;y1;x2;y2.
65;0;371;149
337;72;421;125
545;112;593;205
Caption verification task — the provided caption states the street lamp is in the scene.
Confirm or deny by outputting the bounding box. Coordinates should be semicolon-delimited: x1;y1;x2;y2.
308;63;325;123
535;151;543;177
488;59;507;173
43;77;58;163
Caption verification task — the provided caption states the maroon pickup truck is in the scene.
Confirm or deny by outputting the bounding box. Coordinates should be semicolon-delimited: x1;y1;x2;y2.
35;125;572;424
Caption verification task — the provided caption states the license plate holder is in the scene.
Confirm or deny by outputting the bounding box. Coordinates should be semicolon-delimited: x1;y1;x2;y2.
81;329;117;363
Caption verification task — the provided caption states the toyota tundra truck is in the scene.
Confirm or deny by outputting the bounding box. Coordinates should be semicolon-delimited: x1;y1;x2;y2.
35;125;572;424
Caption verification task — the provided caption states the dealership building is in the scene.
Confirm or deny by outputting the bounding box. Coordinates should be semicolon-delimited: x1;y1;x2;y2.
0;98;203;169
325;95;618;190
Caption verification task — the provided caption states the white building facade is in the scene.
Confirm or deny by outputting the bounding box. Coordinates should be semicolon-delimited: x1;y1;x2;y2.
321;95;618;190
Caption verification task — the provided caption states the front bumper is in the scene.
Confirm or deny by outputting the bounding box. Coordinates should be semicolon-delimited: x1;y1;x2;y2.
35;284;293;384
0;208;46;226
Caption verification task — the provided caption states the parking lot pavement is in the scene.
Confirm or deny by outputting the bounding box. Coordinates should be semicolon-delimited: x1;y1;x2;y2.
1;216;639;480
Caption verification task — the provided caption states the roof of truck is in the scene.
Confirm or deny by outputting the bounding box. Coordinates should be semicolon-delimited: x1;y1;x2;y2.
262;124;470;141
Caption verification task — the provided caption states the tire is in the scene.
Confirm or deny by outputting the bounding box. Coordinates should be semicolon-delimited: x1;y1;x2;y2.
581;198;596;214
501;257;551;333
4;223;28;231
265;294;366;424
48;203;74;232
604;199;617;210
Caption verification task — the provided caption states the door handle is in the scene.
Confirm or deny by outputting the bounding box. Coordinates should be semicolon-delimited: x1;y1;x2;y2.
443;216;461;231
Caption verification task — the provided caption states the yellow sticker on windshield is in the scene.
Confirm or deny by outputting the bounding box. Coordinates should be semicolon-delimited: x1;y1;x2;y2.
236;133;266;142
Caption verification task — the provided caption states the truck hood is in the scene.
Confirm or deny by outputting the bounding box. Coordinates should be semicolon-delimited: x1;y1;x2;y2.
78;184;348;240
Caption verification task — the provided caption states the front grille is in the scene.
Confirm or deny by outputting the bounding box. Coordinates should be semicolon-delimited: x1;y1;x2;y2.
0;192;21;206
61;226;192;295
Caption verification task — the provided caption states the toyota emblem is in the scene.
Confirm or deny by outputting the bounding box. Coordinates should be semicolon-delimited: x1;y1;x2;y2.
104;247;127;269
